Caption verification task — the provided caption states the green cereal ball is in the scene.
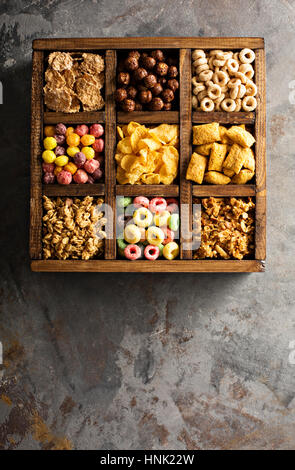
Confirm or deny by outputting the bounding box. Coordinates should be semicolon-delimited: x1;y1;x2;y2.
124;197;133;207
169;213;179;232
117;238;127;251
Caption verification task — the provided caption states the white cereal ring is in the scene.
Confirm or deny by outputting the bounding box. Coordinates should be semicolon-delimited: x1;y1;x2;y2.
213;58;226;67
198;89;208;101
208;56;215;70
195;63;209;74
205;80;214;88
208;83;222;100
242;95;257;111
209;49;223;56
220;85;228;93
235;98;242;112
227;58;239;74
220;65;228;73
237;84;246;98
239;48;255;64
192;49;205;61
239;63;254;79
229;85;239;100
200;97;215;112
215;93;225;110
133;207;153;228
193;57;207;68
199;69;213;82
228;78;241;88
213;70;229;87
245;81;257;96
221;98;236;112
192;95;199;110
234;71;248;84
192;76;203;87
193;84;205;95
233;51;239;61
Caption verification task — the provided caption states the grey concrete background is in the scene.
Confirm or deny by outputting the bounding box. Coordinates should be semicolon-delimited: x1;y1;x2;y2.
0;0;294;450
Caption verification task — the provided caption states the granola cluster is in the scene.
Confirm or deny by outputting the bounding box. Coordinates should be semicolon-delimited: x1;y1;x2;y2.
42;196;107;260
44;52;105;112
193;197;255;260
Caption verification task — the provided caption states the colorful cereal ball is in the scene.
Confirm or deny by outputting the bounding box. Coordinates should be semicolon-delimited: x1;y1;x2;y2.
55;155;69;167
84;159;100;174
44;125;55;137
64;162;77;175
81;134;95;146
55;123;67;135
42;150;56;164
124;244;142;261
144;245;160;261
133;196;149;208
42;162;55;173
75;124;89;136
54;133;66;145
149;197;167;213
44;137;57;150
55;145;66;156
57;170;72;185
73;151;86;168
124;224;142;244
92;138;104;153
43;172;55;184
92;168;103;181
66;132;80;147
163;241;179;260
73;169;88;184
67;146;80;158
90;124;104;137
82;146;95;160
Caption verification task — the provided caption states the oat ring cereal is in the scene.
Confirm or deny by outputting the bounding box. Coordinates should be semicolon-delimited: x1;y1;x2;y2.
242;96;257;111
221;98;236;112
239;48;255;64
214;93;225;110
193;57;207;68
209;49;223;56
192;95;199;110
212;70;229;87
192;49;206;60
213;58;226;67
239;63;254;79
201;97;215;112
228;78;241;88
193;84;205;95
198;89;208;101
245;81;257;96
195;63;209;74
229;85;239;100
208;84;222;100
199;69;214;82
234;71;248;84
227;58;239;74
237;84;246;98
235;98;242;112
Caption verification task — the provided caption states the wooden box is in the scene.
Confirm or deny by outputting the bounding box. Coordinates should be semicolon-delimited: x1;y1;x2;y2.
30;37;266;272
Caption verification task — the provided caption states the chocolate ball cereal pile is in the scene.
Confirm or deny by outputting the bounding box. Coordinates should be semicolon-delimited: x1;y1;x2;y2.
115;50;179;111
44;52;105;112
192;48;257;112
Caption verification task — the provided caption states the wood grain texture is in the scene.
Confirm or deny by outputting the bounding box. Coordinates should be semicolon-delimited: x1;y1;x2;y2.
192;185;256;197
254;48;266;260
192;111;255;124
116;185;179;197
44;111;105;124
31;259;265;273
104;50;117;259
179;49;192;259
33;37;264;50
43;184;105;197
30;50;44;259
117;111;179;124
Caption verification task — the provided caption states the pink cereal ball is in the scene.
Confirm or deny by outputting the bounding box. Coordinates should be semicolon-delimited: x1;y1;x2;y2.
75;124;89;136
90;124;104;138
149;197;167;213
42;162;55;173
73;152;86;168
92;138;104;153
133;196;150;208
144;245;160;260
73;169;88;184
83;159;100;174
88;175;95;184
55;145;66;156
92;168;103;181
57;170;72;185
55;123;67;135
124;244;142;261
43;172;55;184
54;134;66;145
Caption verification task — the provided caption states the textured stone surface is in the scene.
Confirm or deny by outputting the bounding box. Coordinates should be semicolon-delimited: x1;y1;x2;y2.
0;0;295;450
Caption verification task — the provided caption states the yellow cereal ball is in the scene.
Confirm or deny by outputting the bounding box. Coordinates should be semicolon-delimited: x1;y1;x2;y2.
81;146;95;160
81;134;95;146
44;136;57;150
42;150;56;164
54;166;63;176
67;146;80;157
163;242;179;260
146;226;165;246
64;162;78;175
154;210;171;227
55;155;69;167
66;132;80;147
124;224;141;244
44;125;55;137
66;126;75;137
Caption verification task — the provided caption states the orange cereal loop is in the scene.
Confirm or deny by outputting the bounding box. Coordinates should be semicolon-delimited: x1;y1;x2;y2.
44;125;55;137
66;133;80;147
66;126;75;137
81;134;95;146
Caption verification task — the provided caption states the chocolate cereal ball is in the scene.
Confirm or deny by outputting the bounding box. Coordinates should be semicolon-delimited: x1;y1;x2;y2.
133;67;148;81
151;83;163;96
126;86;138;100
151;49;165;62
159;77;167;87
117;72;130;86
155;62;169;76
134;101;143;111
167;79;179;93
149;97;164;110
125;56;139;71
128;50;141;60
121;99;136;112
139;90;152;104
168;65;178;78
115;88;128;102
161;88;174;103
141;56;156;70
144;74;157;89
163;102;172;111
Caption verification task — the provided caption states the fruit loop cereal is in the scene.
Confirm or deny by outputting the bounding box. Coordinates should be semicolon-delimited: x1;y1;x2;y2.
42;123;104;184
42;196;107;260
116;197;180;260
191;49;257;112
